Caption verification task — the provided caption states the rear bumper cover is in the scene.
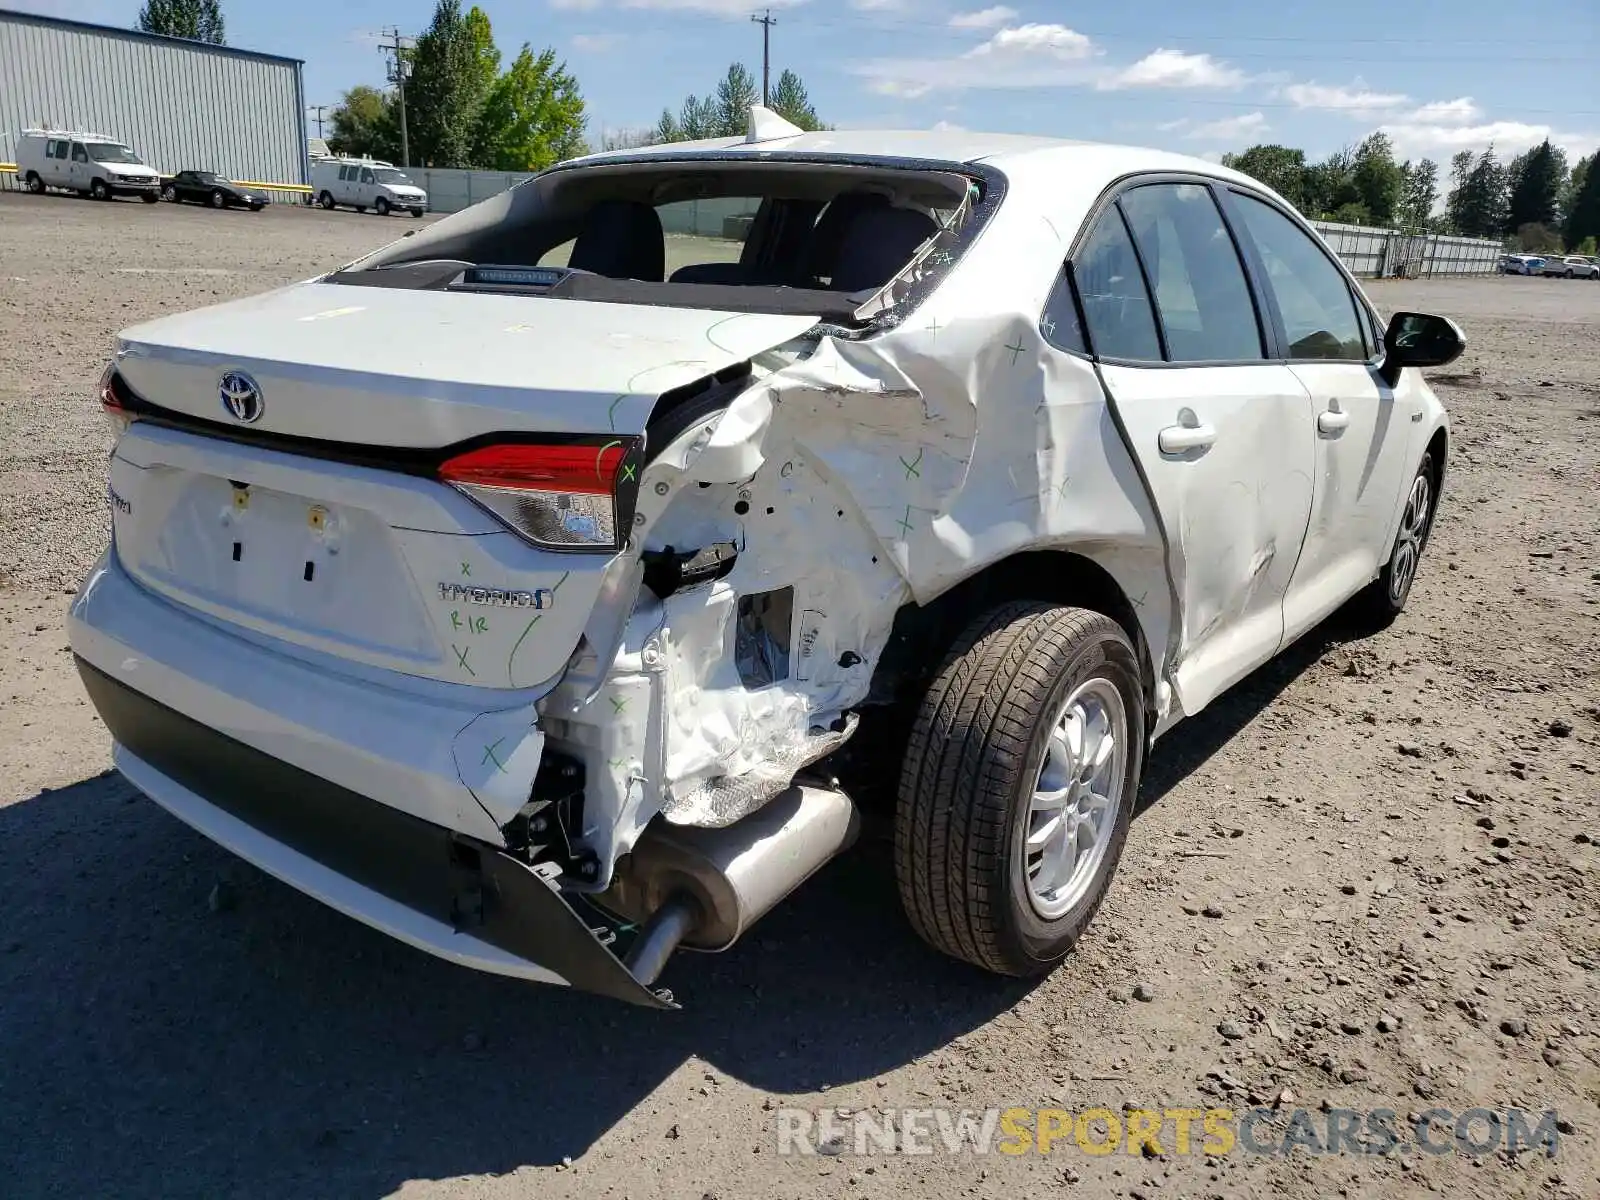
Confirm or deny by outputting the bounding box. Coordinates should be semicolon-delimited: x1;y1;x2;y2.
78;656;676;1008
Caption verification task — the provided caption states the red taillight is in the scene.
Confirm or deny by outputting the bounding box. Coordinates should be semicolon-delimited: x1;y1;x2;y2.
439;442;626;494
438;440;635;553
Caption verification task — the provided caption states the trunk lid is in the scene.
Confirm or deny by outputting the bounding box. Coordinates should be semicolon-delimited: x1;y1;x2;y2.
109;283;819;690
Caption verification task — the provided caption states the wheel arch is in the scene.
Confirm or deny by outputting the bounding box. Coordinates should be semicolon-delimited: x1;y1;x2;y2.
866;547;1159;724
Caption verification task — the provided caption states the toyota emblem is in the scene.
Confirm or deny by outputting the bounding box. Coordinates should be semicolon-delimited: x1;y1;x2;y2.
219;371;264;423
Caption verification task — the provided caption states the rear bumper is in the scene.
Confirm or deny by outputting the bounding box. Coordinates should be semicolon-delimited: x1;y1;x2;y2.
77;655;675;1007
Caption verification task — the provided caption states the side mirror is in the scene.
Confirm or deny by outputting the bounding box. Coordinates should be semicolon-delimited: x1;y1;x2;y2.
1380;311;1466;386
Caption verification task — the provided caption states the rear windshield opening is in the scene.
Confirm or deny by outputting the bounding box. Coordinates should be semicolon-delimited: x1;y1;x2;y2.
332;158;990;324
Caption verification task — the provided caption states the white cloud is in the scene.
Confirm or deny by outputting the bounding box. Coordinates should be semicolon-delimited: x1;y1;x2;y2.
931;119;967;131
571;32;623;51
850;0;910;9
1097;49;1246;91
1280;80;1410;115
869;78;933;99
948;5;1018;29
1403;97;1481;125
1380;120;1600;161
548;0;604;9
967;23;1095;60
1186;112;1268;141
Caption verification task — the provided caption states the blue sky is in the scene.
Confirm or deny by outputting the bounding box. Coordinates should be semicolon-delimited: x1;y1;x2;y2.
14;0;1600;164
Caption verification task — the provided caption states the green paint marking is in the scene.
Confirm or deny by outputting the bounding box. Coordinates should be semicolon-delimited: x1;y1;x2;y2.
459;561;472;578
607;757;627;771
551;570;571;593
505;614;542;686
470;615;488;635
607;395;627;432
609;695;628;715
481;737;507;773
449;610;463;631
1004;339;1027;365
896;504;915;539
452;644;475;676
899;449;923;480
596;439;624;485
1056;476;1072;501
620;462;637;483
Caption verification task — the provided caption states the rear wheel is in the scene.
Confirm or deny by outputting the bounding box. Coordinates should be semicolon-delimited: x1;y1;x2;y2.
318;191;335;210
90;178;109;201
894;602;1144;977
374;197;391;216
25;172;44;194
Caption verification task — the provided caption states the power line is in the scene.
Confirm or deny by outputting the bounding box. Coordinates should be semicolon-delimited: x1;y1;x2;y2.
751;9;778;107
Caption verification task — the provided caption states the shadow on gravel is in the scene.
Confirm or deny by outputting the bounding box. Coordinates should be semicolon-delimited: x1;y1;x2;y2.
0;771;1023;1198
0;612;1366;1197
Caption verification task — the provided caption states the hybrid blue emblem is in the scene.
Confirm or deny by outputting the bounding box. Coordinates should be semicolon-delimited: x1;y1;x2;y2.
219;371;264;423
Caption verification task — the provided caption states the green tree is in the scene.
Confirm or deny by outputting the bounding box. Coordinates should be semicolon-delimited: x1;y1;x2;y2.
1505;139;1566;235
406;0;492;168
327;84;401;161
1397;158;1439;231
1444;150;1475;232
1564;153;1600;251
653;108;681;144
1445;146;1510;238
713;63;760;136
464;6;501;101
1351;132;1403;227
472;45;587;170
770;69;821;131
137;0;225;43
1219;144;1308;211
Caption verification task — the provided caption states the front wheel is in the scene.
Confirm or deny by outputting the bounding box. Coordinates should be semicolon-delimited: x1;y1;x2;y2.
895;602;1145;977
140;192;159;204
1565;269;1575;279
90;179;109;201
161;184;177;202
410;208;423;218
1351;452;1436;628
210;189;226;208
374;197;391;216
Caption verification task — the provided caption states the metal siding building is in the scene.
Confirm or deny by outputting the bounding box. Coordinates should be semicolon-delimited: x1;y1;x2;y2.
0;8;307;193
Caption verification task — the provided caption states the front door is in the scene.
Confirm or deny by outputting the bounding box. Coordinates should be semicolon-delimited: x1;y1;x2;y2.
68;141;89;190
1070;182;1316;713
1222;191;1422;642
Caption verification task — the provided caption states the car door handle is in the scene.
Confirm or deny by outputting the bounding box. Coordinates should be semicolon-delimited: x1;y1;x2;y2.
1157;423;1217;454
1316;408;1350;435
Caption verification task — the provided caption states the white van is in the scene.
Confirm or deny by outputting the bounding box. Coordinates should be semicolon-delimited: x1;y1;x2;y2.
16;129;161;202
310;155;428;217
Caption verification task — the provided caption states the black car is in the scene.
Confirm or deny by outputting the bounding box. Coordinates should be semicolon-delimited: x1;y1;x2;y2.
160;171;268;211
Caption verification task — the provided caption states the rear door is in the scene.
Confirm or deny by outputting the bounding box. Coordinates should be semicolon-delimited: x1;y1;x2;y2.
1072;180;1316;712
1223;189;1421;643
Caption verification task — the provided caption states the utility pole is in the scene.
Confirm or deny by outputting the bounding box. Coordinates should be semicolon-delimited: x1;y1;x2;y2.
307;105;328;139
380;27;412;167
751;9;776;107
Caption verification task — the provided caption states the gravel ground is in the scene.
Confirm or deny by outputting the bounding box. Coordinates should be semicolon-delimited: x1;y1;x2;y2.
1;192;1596;1200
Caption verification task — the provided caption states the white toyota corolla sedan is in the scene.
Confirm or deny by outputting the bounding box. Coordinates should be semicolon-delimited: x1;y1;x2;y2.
69;111;1463;1006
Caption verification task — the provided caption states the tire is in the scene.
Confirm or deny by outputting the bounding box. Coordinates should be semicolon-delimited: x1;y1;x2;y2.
356;205;367;213
894;602;1145;977
318;191;335;210
410;208;423;218
1564;269;1574;279
210;189;226;209
161;184;177;202
90;179;109;201
374;197;390;216
141;192;159;204
24;172;44;194
1351;452;1436;628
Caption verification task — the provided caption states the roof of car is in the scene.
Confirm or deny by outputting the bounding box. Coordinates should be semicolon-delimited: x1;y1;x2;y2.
575;128;1257;189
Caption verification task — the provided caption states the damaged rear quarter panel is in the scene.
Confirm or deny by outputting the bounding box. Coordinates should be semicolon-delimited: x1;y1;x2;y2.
542;155;1176;871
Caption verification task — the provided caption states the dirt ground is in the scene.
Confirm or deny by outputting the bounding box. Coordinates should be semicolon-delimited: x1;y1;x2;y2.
0;192;1595;1200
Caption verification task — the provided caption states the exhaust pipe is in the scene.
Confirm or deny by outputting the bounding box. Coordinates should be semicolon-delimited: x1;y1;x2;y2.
605;783;859;954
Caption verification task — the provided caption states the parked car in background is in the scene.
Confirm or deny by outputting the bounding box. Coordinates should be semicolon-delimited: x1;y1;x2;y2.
309;154;428;216
1537;255;1600;279
15;128;160;202
1499;254;1545;275
161;171;268;211
70;115;1466;1007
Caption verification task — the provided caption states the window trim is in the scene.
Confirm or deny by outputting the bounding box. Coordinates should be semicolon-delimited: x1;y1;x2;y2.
1218;185;1380;368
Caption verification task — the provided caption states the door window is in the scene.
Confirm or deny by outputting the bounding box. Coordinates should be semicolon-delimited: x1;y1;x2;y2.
1230;194;1367;361
360;168;375;185
1118;184;1264;362
70;143;88;163
1072;208;1162;362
